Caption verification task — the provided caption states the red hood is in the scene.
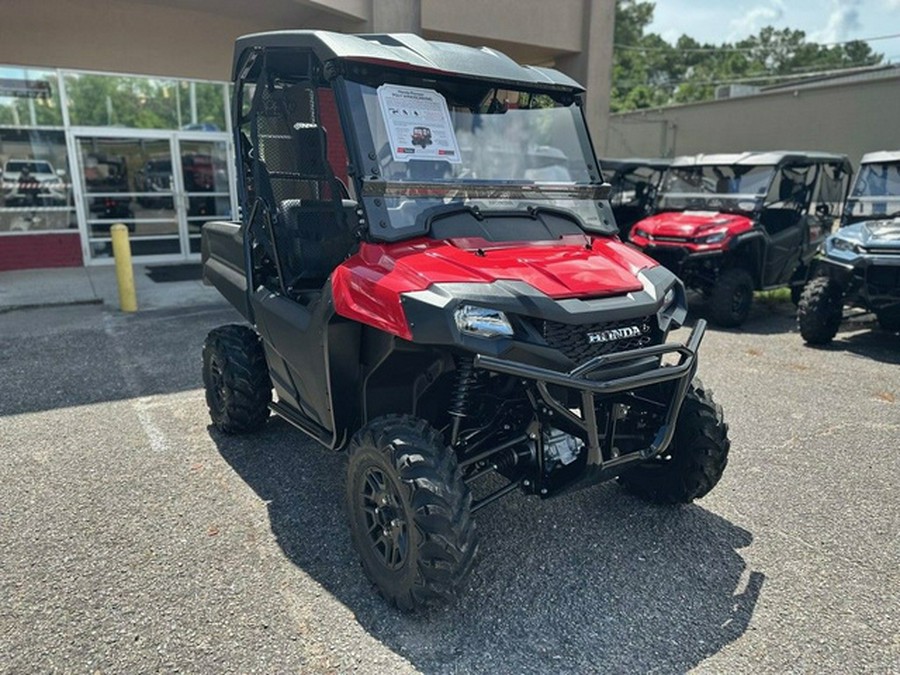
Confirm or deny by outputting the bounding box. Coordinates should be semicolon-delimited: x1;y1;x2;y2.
633;211;753;239
332;236;656;338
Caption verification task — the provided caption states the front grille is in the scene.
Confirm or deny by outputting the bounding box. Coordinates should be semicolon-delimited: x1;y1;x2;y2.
538;316;662;365
645;247;689;271
649;235;690;243
866;265;900;296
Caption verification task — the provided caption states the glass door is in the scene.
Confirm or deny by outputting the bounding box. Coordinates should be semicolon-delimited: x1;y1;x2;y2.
173;136;235;255
75;133;182;260
72;130;236;262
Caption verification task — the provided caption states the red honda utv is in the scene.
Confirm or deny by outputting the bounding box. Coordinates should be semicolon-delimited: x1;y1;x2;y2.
629;152;852;327
201;30;730;610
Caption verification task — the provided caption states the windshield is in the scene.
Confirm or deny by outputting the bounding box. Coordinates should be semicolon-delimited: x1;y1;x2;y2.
344;79;614;238
657;165;774;214
5;160;53;174
608;165;665;207
845;162;900;221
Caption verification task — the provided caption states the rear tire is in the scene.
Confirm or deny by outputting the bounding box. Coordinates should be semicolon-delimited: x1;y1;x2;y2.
345;415;477;611
798;277;843;345
709;268;754;327
202;324;271;434
619;379;729;504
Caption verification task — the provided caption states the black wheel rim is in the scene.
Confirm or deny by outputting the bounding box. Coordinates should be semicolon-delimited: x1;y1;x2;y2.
359;466;409;571
732;286;750;316
208;356;226;411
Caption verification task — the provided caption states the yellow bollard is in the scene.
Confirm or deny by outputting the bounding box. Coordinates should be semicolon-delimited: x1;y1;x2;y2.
110;223;138;312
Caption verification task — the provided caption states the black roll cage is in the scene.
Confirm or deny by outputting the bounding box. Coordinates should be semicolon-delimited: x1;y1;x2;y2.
657;156;851;219
232;43;613;316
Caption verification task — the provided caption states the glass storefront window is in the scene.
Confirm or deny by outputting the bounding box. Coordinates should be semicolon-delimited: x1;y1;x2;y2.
0;128;75;232
177;81;226;132
0;67;63;127
2;64;234;266
66;73;180;129
65;73;226;132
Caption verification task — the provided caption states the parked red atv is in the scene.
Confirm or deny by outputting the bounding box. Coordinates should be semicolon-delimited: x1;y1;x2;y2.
629;152;852;327
201;31;730;610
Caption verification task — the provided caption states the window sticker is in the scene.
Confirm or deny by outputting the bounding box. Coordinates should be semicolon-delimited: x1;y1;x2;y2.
376;84;461;164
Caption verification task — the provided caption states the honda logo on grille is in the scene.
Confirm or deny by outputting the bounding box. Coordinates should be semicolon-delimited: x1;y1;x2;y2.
586;324;645;344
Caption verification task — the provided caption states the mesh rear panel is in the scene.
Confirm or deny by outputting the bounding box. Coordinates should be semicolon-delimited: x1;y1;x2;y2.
255;84;337;204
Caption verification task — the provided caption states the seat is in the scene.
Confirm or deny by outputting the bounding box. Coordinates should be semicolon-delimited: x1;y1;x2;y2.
277;198;356;289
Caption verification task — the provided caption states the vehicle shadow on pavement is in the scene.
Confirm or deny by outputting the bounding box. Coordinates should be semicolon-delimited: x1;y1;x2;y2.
802;326;900;365
0;304;238;417
685;296;798;336
212;419;764;673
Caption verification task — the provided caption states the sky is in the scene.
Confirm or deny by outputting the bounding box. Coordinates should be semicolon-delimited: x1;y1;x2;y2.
647;0;900;62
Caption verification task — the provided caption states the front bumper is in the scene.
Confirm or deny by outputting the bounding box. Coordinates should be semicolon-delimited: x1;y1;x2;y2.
638;244;725;284
474;319;706;488
818;255;900;311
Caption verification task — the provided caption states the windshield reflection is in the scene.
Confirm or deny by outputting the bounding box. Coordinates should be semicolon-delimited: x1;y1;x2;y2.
346;80;614;235
658;165;774;213
845;162;900;221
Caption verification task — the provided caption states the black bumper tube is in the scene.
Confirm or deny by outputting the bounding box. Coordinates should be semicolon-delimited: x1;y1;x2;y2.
473;320;706;475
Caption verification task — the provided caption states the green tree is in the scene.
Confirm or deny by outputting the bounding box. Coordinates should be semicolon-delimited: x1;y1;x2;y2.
611;0;883;112
0;73;64;127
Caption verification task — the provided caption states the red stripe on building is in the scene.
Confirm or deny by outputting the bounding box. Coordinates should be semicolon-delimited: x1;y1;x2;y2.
0;233;83;271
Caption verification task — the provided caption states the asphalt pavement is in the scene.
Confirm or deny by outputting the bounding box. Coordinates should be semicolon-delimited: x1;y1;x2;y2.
0;298;897;673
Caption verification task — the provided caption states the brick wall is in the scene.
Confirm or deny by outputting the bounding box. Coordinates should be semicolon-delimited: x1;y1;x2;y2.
0;233;83;271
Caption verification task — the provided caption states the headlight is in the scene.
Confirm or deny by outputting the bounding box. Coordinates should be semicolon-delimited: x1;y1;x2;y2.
697;230;728;244
454;305;514;338
661;287;677;312
656;282;686;330
829;237;860;254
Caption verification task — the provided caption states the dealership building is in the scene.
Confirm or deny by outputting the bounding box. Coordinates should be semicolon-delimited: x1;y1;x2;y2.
0;0;615;272
602;64;900;167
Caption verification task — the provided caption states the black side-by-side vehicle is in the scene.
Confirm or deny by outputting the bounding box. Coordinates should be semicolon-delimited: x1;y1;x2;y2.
798;151;900;343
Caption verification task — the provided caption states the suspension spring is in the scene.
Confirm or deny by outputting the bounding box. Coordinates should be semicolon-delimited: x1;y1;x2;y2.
449;356;479;446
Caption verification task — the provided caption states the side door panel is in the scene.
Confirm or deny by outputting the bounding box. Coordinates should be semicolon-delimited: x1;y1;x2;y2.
251;289;334;431
764;222;803;285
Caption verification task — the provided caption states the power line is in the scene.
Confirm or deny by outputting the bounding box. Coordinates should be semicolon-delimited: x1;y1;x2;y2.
613;63;898;88
615;31;900;53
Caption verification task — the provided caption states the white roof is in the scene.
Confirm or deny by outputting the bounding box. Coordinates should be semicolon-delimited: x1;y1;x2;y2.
860;151;900;164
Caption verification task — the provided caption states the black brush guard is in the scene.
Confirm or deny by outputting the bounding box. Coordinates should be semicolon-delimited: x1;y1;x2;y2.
472;320;707;497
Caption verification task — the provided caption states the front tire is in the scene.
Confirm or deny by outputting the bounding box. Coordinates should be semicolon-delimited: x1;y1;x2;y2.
709;268;754;327
789;265;809;305
797;277;843;345
202;324;271;434
345;415;477;611
619;380;729;504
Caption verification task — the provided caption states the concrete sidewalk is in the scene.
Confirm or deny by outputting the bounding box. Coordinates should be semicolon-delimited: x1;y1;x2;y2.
0;263;224;313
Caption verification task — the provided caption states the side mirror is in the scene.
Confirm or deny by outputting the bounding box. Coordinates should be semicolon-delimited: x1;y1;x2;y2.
56;168;66;178
815;203;830;217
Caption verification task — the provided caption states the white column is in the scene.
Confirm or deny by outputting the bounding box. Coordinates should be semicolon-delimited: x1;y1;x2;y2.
370;0;421;33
